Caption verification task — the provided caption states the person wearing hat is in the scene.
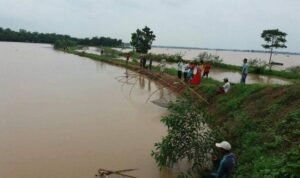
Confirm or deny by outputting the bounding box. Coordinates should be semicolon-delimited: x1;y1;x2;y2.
209;141;236;178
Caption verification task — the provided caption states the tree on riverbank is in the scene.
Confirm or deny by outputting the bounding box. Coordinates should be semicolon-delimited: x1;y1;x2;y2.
152;97;215;176
54;39;77;50
130;26;156;53
261;29;287;70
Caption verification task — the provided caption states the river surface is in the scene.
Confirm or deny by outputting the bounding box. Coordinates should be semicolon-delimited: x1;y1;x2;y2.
0;42;178;178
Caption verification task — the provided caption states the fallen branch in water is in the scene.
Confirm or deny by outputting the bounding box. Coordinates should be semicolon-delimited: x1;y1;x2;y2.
95;168;138;178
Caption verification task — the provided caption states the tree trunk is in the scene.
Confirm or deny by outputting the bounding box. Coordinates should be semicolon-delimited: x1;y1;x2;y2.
269;47;273;71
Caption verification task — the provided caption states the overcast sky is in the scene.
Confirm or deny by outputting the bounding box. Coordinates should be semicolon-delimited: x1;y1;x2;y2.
0;0;299;52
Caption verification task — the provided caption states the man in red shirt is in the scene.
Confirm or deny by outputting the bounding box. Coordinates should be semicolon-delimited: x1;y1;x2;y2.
203;63;211;78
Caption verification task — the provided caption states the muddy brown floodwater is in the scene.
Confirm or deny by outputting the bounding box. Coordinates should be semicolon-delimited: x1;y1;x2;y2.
0;42;180;178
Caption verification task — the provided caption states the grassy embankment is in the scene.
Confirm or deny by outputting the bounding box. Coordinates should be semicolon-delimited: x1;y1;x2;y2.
66;47;300;177
198;80;300;177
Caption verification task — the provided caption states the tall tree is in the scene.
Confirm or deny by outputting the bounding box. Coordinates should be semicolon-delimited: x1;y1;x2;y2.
261;29;287;70
130;26;156;54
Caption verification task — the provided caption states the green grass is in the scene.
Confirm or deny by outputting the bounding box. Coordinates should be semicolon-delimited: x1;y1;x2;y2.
204;84;300;178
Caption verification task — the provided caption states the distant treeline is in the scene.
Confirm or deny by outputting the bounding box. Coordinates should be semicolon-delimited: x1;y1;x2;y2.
0;27;123;47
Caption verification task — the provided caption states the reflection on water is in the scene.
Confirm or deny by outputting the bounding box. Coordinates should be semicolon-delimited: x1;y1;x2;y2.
0;42;178;178
117;68;176;108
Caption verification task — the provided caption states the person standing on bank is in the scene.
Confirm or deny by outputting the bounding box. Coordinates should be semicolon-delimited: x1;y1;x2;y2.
142;56;147;69
177;60;184;79
149;57;153;70
160;59;166;75
183;62;189;81
209;141;237;178
126;53;130;65
240;58;249;84
203;62;211;78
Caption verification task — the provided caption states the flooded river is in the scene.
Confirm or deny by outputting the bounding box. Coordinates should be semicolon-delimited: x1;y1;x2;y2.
0;42;178;178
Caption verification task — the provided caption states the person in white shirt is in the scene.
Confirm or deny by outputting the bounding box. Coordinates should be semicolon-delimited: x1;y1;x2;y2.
160;59;166;74
217;78;231;94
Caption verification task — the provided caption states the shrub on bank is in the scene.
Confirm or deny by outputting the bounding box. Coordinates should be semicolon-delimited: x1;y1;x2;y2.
152;97;215;175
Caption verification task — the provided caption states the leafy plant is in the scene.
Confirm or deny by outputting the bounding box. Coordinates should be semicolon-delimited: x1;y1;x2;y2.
195;52;223;64
248;58;267;74
261;29;287;70
285;66;300;74
130;26;156;54
151;97;215;175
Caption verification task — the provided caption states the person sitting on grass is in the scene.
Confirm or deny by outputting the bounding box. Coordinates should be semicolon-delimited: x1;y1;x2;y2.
205;141;237;178
217;78;231;94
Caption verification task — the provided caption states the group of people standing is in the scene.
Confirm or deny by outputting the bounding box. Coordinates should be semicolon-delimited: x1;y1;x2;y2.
139;55;153;70
177;60;211;85
144;56;249;95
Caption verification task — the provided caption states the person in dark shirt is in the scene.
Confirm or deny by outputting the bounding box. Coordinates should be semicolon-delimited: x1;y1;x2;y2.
240;58;249;84
208;141;237;178
126;53;130;65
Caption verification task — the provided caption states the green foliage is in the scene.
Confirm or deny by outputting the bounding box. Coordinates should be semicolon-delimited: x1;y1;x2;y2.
130;26;156;53
276;109;300;139
218;84;265;112
0;27;123;47
54;39;77;50
248;58;267;74
101;47;122;57
195;52;223;64
285;66;300;74
240;146;300;178
208;84;300;178
151;98;215;174
261;29;287;70
145;53;183;63
261;29;287;49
